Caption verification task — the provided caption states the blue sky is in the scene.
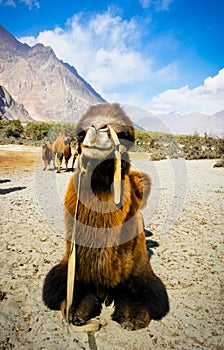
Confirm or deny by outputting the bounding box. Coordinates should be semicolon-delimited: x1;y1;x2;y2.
1;0;224;114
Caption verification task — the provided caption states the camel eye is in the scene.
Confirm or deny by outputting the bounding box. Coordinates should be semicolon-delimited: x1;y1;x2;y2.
77;130;86;143
117;131;131;141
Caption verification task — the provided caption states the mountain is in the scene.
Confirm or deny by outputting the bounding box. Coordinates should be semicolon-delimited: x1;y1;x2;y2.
0;85;32;121
152;111;224;136
123;105;224;136
214;110;224;118
0;25;105;122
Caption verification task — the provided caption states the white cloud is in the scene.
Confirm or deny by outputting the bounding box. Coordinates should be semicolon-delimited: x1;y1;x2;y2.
149;68;224;114
5;0;16;6
1;0;39;8
19;11;154;95
21;0;40;9
139;0;153;9
139;0;174;11
19;35;37;46
159;0;174;10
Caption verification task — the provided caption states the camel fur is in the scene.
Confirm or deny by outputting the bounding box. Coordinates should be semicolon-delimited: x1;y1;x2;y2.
52;133;72;172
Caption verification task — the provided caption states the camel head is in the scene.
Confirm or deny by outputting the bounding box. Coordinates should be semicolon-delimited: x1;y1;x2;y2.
76;103;135;162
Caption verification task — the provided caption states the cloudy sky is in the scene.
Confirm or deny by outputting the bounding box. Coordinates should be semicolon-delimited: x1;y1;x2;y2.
1;0;224;114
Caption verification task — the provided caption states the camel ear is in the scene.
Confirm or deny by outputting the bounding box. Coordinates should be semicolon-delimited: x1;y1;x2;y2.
129;170;151;208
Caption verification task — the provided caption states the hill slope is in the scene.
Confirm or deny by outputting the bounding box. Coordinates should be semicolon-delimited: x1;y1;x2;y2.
0;85;32;121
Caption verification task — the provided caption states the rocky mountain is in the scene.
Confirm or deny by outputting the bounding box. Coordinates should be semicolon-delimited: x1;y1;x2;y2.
0;85;32;121
0;25;105;122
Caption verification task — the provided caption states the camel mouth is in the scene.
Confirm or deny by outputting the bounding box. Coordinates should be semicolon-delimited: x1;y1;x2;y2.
82;144;113;151
81;145;114;160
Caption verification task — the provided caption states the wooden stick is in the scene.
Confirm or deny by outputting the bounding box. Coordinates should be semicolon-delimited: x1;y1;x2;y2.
88;331;98;350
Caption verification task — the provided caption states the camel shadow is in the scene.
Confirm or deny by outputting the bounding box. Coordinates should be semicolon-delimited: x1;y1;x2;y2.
0;179;26;195
0;179;11;184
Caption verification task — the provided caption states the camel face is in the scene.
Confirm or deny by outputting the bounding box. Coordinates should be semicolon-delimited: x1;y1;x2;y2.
81;119;113;160
76;104;135;162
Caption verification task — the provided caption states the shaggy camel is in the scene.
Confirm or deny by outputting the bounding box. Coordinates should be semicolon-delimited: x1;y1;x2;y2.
43;103;169;331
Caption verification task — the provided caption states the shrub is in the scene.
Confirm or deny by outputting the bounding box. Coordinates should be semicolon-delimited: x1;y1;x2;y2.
5;119;24;138
24;122;52;140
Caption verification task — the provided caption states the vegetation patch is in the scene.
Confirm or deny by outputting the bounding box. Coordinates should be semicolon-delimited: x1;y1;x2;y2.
0;119;223;160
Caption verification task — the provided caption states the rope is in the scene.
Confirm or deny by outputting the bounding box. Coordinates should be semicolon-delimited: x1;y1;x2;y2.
64;128;123;348
66;154;82;324
63;154;99;350
108;126;122;205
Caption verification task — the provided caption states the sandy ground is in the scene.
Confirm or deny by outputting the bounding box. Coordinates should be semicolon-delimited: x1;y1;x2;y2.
0;145;223;350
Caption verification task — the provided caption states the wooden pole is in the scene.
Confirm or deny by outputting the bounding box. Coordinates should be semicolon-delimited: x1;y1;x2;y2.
87;332;98;350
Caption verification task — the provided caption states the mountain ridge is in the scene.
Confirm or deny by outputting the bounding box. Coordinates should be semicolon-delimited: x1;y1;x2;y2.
0;25;105;122
0;85;33;121
123;105;224;136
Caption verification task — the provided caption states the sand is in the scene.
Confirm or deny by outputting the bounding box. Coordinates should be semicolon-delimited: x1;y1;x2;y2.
0;145;223;350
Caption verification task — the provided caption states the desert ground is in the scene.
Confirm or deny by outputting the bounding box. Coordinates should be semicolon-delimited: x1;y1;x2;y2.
0;145;223;350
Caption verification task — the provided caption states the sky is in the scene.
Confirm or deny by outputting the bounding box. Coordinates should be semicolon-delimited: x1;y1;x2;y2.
0;0;224;115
